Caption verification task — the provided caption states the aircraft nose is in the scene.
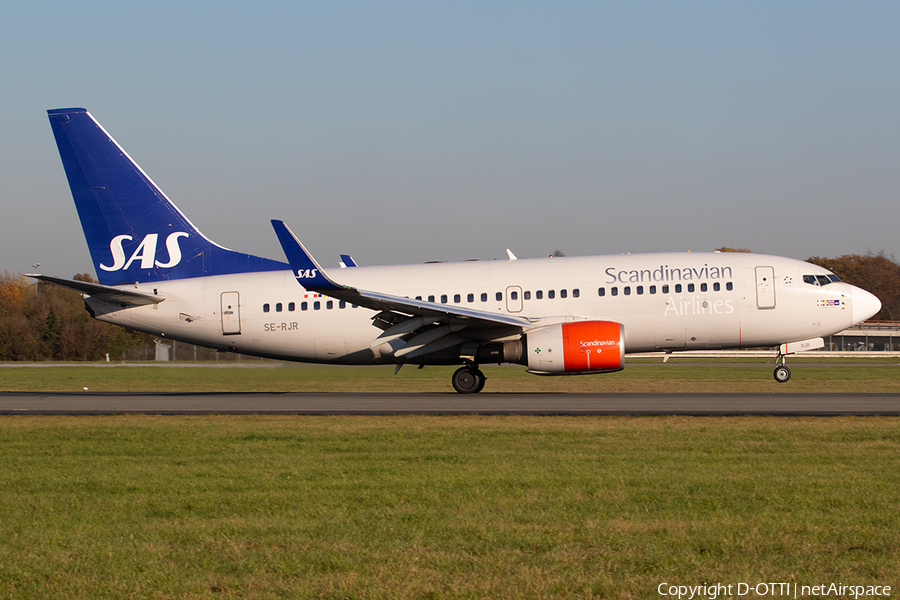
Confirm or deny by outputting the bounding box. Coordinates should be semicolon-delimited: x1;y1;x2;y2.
851;286;882;324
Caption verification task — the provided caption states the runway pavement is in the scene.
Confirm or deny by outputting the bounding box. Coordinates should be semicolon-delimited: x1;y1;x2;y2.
1;392;898;415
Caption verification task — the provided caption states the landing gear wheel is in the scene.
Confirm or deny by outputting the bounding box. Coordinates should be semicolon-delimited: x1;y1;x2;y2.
473;371;486;393
452;366;486;394
773;365;792;383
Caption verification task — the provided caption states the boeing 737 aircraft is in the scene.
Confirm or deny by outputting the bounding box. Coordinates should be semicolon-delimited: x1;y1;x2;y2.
33;108;882;392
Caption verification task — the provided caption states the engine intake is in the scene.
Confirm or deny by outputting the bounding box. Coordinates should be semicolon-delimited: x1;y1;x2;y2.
525;321;624;375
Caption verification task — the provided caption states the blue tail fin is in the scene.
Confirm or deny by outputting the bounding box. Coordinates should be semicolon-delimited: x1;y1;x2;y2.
47;108;286;286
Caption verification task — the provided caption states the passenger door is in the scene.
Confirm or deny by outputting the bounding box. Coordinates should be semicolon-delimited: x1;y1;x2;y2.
755;266;776;309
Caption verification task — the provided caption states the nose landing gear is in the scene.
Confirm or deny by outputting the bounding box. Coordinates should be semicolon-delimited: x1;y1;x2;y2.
452;362;486;394
771;338;824;383
773;363;792;383
773;353;791;383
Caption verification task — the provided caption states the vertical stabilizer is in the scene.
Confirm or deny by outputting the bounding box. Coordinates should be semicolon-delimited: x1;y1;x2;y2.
47;108;286;286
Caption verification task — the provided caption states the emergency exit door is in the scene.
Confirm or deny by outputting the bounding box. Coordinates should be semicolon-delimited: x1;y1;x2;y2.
506;286;523;312
221;291;241;335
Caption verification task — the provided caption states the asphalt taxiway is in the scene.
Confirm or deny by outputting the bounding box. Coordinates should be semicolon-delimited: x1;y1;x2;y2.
0;392;898;415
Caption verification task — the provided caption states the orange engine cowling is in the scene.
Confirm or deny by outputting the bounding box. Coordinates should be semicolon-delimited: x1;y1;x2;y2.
525;321;624;375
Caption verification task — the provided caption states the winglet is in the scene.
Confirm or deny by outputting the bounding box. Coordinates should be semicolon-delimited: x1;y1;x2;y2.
271;220;342;291
340;254;358;268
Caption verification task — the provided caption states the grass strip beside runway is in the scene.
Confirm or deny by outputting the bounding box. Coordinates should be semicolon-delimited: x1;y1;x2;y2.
1;361;899;393
0;415;898;598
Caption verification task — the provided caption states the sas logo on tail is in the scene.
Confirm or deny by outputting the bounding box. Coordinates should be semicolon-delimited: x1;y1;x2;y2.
100;232;189;272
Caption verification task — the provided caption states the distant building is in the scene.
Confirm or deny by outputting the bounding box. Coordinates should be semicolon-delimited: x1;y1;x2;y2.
826;322;898;351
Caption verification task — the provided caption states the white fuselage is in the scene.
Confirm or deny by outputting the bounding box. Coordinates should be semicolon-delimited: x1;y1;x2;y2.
86;252;867;365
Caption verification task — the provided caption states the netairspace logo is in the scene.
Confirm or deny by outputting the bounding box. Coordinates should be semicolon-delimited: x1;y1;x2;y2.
657;582;892;599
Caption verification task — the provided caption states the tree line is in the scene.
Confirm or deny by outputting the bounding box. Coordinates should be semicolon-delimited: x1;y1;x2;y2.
1;251;897;361
0;272;155;361
806;252;899;321
718;249;898;321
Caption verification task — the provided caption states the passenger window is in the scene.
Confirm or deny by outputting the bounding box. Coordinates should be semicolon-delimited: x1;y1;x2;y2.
713;282;720;292
288;302;295;312
560;289;567;298
339;300;346;309
481;293;488;302
441;295;448;304
536;290;543;300
524;291;531;300
415;296;422;300
454;294;461;303
301;302;308;311
314;301;321;310
467;293;474;303
624;287;631;296
611;287;618;296
675;284;682;293
263;303;270;313
598;288;605;297
688;284;695;293
496;292;503;301
510;291;518;300
573;289;580;298
700;283;707;292
662;285;669;294
326;300;333;309
637;286;643;295
726;282;733;291
548;290;555;299
276;302;283;312
650;285;656;294
428;295;435;302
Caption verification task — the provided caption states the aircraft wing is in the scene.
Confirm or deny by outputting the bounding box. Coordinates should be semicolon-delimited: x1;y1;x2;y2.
26;274;165;307
271;220;535;330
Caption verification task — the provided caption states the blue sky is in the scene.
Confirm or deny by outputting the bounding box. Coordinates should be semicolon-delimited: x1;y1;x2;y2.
2;1;899;277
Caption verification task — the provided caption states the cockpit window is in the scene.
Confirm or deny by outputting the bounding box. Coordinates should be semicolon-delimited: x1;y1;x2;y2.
803;274;842;286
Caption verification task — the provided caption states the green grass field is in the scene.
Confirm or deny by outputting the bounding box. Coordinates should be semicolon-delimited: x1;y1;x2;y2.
1;362;898;598
1;416;898;599
0;358;898;393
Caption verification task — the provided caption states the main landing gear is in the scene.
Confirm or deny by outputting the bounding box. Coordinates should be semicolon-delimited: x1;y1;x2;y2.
452;362;486;394
773;353;791;383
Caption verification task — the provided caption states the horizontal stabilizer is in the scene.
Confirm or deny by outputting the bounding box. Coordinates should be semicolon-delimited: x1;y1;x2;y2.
26;275;165;307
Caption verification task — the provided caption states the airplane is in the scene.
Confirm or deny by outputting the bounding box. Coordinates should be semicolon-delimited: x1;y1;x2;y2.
32;107;882;393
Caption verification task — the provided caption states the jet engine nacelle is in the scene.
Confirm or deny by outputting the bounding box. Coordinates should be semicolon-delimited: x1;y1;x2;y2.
526;321;624;375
